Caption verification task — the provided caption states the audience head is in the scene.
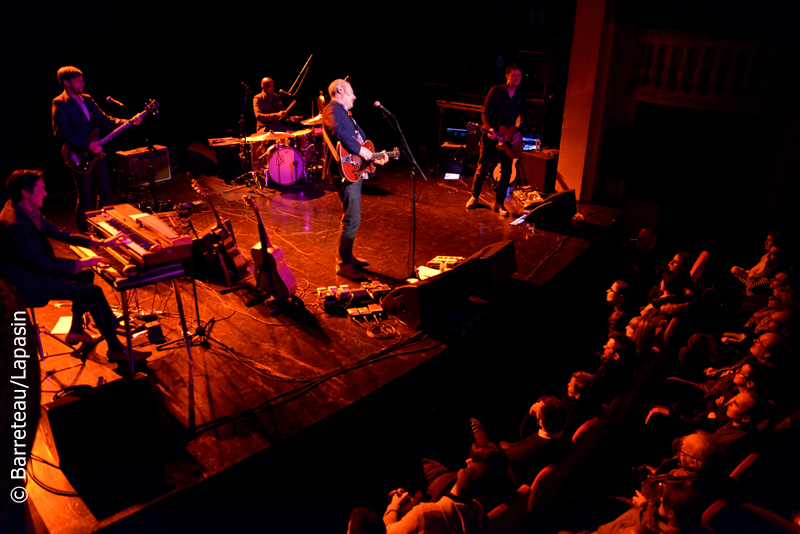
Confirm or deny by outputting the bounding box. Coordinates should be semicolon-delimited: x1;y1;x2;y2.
762;310;796;338
660;270;688;296
658;478;704;533
602;331;636;364
625;316;655;355
726;390;764;427
668;252;694;273
606;280;630;307
733;360;764;391
769;272;790;290
766;246;784;268
347;507;383;534
531;395;567;434
770;287;797;313
469;441;508;473
567;371;593;399
765;230;784;252
675;431;722;474
454;461;492;500
6;169;45;204
636;227;657;252
750;332;788;366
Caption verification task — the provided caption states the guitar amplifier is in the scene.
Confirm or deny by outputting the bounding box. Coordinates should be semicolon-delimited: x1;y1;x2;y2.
116;145;171;187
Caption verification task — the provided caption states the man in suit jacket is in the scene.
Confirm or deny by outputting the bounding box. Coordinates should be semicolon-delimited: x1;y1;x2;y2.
52;66;140;233
322;79;386;281
0;169;149;362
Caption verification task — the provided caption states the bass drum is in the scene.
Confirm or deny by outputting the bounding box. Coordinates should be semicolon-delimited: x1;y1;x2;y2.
266;144;304;186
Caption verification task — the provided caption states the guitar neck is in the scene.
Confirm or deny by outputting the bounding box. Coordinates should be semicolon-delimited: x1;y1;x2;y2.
371;149;399;160
96;120;136;147
252;208;273;249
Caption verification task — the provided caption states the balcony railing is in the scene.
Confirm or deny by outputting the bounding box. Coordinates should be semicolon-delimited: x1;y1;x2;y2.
627;29;794;113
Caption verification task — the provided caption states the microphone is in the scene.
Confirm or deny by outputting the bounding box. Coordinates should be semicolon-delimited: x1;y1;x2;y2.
374;101;394;116
106;96;126;108
279;89;292;96
241;82;253;94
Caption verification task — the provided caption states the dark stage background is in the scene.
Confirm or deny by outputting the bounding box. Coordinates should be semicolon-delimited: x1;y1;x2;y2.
0;0;572;198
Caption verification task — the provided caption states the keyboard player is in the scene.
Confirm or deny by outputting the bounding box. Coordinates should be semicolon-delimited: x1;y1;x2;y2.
0;170;150;362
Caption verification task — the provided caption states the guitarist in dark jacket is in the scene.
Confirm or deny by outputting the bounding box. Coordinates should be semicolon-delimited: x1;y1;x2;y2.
323;79;386;281
52;66;141;233
465;64;527;217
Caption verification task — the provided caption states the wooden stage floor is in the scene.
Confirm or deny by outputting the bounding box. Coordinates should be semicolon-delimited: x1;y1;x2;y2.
24;161;619;533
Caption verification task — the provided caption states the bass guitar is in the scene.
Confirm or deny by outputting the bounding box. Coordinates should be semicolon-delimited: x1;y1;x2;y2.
62;100;160;174
337;140;400;182
243;195;298;301
466;122;523;159
191;180;249;278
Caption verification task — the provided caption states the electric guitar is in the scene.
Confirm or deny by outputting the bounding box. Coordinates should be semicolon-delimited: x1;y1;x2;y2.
337;140;400;182
466;122;523;159
243;195;298;300
190;180;249;277
62;100;160;174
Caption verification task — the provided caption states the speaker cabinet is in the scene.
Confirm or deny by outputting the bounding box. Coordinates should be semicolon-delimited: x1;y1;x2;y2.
438;142;466;174
518;151;558;193
524;189;577;233
116;145;171;187
381;267;469;330
462;240;517;300
39;373;165;518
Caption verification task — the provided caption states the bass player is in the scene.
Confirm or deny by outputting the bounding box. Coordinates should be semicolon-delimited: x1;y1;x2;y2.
465;63;527;217
323;78;387;282
52;66;142;233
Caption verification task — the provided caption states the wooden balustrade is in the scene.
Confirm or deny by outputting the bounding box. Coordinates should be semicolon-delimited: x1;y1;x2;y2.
626;29;793;113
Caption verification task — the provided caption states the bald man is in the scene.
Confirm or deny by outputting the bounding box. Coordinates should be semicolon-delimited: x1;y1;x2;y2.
253;77;289;132
323;79;387;281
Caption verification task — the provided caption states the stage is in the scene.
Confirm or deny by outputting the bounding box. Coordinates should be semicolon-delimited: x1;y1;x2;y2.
24;160;619;533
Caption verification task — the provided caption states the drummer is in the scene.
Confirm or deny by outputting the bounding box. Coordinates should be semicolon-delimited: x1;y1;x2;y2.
253;77;300;133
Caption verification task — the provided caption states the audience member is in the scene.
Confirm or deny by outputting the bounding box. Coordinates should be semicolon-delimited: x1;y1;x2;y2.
384;462;490;534
592;332;639;404
562;371;600;434
472;395;572;486
607;280;637;334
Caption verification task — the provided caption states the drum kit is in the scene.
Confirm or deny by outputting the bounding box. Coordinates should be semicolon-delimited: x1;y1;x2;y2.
246;114;325;187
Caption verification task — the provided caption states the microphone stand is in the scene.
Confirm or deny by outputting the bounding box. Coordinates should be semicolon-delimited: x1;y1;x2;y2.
377;106;427;279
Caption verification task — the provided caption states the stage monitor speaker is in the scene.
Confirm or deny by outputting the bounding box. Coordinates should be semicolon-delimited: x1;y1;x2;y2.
519;151;558;193
40;373;165;518
381;267;469;330
524;189;577;233
116;145;171;188
461;240;517;300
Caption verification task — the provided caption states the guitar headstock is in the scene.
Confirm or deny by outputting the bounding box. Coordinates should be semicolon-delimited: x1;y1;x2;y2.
191;179;207;197
466;122;481;133
144;99;160;115
392;147;400;160
242;195;257;210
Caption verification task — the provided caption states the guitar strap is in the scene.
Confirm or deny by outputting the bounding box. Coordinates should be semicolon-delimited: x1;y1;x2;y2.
322;128;340;162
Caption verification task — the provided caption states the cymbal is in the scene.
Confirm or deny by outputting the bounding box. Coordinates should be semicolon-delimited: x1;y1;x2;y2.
289;128;313;137
301;114;323;126
245;131;293;142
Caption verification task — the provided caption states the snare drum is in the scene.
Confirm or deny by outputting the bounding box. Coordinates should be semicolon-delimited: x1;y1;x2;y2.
266;144;304;185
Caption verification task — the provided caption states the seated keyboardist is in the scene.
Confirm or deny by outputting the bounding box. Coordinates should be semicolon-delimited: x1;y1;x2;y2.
0;170;150;362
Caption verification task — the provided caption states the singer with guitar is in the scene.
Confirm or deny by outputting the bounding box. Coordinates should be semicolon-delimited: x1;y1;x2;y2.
253;77;301;133
465;64;527;217
52;66;142;233
323;79;388;282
